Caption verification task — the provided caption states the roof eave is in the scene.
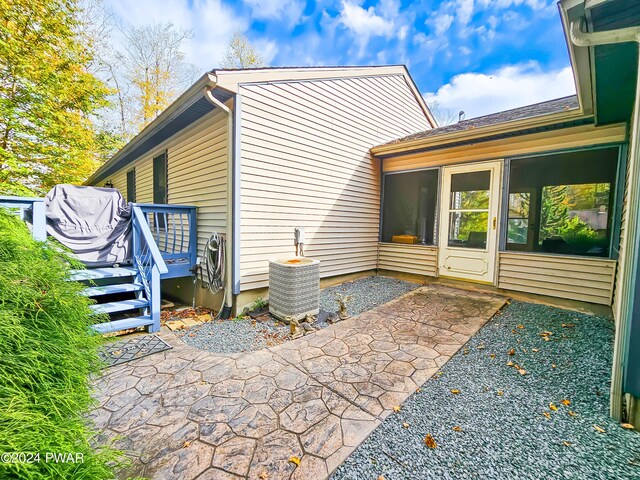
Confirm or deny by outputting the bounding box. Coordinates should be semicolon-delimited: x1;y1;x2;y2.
371;109;589;157
85;72;220;185
559;0;595;117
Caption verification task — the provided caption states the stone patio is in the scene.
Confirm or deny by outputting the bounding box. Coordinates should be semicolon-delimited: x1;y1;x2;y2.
91;285;506;479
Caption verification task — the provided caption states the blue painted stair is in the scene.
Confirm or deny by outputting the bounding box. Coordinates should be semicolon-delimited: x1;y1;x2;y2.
70;266;158;334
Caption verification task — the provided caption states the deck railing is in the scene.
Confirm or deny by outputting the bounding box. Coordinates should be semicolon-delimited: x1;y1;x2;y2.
131;206;169;333
0;196;46;241
133;203;198;278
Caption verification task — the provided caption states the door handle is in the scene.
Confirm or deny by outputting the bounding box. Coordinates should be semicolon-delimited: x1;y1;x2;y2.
492;217;497;230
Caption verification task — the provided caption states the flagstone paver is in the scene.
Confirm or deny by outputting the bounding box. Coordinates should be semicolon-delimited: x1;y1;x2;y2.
91;285;506;479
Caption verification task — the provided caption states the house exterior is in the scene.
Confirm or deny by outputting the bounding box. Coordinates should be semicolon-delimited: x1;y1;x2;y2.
86;0;639;426
86;66;435;309
371;0;640;428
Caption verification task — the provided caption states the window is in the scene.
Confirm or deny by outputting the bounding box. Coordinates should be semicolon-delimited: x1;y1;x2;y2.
507;192;531;246
153;153;167;204
506;147;619;257
381;169;439;245
448;171;490;249
126;169;136;203
153;152;167;227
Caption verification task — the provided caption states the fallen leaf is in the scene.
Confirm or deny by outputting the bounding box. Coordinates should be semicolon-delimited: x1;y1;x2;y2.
259;472;268;480
512;329;517;334
477;344;485;349
463;349;470;355
489;353;496;359
508;348;515;356
543;412;551;419
517;368;527;376
402;422;410;429
523;348;528;353
561;399;571;406
568;411;577;417
288;456;301;466
562;323;576;328
393;405;401;413
549;403;558;411
506;361;514;367
621;423;635;430
497;390;504;396
415;388;422;393
451;389;461;395
182;441;191;448
424;434;437;449
563;441;572;447
378;476;386;480
453;426;462;432
517;325;524;329
593;425;605;433
552;364;557;369
532;348;539;352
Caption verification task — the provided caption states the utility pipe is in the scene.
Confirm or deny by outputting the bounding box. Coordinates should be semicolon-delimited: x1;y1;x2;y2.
204;87;234;313
570;17;640;46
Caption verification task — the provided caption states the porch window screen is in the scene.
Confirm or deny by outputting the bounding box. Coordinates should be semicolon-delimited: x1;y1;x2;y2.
381;169;439;245
506;147;619;257
126;169;136;203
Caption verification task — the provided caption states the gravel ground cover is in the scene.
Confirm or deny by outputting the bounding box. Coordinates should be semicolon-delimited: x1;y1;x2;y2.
319;275;420;317
178;276;419;354
332;301;640;480
177;317;289;354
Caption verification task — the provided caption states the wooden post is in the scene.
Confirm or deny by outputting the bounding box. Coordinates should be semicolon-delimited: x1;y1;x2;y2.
150;264;161;333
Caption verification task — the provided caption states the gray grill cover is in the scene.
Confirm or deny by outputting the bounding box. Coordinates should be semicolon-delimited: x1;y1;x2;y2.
45;185;132;267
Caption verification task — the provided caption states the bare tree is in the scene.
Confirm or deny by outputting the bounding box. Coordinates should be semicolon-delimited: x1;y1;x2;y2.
427;100;458;127
121;23;200;131
221;31;266;69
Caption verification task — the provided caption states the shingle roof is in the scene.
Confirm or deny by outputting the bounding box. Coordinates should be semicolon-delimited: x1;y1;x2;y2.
383;95;580;146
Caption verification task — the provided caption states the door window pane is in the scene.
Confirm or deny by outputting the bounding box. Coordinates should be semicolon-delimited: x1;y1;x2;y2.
448;211;488;249
381;170;439;245
450;171;490;209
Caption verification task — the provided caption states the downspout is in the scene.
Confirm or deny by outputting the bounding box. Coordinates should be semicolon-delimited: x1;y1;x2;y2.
204;87;234;313
569;16;640;421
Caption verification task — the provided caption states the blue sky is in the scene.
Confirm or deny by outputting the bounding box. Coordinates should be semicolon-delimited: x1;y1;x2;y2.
104;0;577;119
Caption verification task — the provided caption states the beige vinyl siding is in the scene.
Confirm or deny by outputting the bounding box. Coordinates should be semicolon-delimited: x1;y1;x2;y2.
382;123;626;172
167;110;228;255
135;157;153;204
498;252;616;305
88;110;229;257
377;243;438;277
110;169;127;199
239;74;430;290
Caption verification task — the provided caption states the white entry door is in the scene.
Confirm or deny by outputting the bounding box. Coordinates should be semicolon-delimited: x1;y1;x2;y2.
438;161;502;284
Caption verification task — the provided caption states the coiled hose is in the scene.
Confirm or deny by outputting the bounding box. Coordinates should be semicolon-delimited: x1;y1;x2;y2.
203;232;225;294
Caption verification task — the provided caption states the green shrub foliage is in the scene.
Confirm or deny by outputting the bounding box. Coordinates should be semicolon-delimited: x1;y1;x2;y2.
0;211;119;479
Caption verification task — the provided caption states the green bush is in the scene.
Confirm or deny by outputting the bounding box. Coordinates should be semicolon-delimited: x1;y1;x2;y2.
0;211;120;479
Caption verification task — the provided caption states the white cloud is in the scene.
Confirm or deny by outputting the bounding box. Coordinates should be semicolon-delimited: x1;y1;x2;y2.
428;13;454;36
424;62;576;119
243;0;305;27
105;0;249;70
455;0;475;26
339;1;395;38
337;0;405;57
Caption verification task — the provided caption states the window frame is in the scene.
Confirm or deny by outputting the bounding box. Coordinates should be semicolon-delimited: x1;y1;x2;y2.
126;168;136;203
379;166;442;246
500;144;624;259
